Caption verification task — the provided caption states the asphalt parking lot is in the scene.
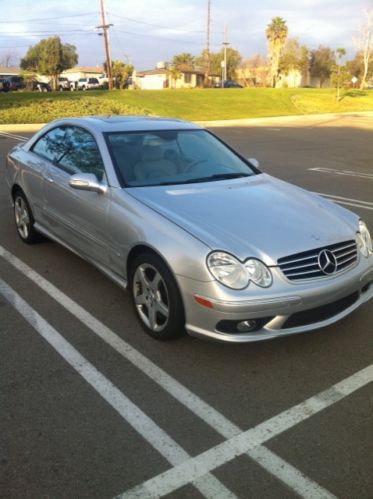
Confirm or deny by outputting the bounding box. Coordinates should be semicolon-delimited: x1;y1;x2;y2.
0;113;372;499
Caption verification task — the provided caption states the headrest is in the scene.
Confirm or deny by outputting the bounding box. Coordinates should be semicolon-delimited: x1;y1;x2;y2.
141;145;164;161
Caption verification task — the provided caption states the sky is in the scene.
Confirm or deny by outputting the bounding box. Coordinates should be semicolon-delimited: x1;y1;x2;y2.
0;0;371;70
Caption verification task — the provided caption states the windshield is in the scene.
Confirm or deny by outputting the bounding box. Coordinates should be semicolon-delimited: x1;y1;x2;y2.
105;130;256;187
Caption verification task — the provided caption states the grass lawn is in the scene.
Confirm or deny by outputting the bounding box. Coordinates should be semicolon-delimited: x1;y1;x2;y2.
0;87;372;124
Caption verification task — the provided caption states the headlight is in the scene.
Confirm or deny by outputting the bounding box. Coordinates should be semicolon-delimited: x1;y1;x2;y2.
357;220;373;257
207;252;272;289
207;252;249;289
244;258;273;287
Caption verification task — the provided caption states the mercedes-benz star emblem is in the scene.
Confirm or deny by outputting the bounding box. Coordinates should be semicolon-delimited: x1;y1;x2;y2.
318;249;337;275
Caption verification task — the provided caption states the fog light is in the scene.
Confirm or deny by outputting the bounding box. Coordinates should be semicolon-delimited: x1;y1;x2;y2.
237;320;258;332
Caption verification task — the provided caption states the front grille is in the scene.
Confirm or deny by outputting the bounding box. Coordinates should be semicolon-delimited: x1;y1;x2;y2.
278;240;358;281
282;292;359;329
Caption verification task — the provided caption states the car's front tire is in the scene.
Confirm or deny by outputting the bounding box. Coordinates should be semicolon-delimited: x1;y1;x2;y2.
129;251;185;340
14;191;42;244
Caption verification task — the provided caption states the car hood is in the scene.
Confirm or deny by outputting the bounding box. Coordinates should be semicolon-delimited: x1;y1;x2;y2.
128;174;358;265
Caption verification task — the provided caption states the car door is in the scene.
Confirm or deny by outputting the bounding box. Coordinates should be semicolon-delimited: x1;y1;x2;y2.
25;126;67;220
41;125;110;266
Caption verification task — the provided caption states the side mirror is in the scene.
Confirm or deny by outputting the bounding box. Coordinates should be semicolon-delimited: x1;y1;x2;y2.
69;173;107;194
248;158;260;169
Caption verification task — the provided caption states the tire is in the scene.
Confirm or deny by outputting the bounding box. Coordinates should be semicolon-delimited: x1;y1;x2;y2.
129;251;185;340
14;191;42;244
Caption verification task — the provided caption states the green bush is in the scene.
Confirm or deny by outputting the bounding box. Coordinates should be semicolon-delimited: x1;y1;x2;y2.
0;96;150;124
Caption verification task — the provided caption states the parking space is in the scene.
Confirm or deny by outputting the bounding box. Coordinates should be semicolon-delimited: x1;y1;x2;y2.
1;114;372;499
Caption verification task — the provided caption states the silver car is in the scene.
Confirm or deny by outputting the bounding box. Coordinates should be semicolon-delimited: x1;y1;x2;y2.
5;116;373;342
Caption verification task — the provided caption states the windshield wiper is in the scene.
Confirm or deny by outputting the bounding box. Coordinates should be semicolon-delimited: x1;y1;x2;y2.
181;172;251;184
156;172;251;187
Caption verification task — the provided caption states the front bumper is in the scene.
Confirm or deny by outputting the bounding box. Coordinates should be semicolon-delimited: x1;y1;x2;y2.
177;258;373;342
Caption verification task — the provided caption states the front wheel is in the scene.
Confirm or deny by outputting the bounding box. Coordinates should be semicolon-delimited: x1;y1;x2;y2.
14;191;42;244
129;252;185;340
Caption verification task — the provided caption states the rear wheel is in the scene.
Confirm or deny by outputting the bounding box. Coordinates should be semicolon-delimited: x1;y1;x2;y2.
129;252;185;340
14;191;42;244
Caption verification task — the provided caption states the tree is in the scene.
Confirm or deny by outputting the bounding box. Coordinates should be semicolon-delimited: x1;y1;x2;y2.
111;60;134;89
354;8;373;89
239;54;268;86
196;47;242;81
346;52;364;82
167;66;182;88
20;36;78;89
61;43;78;72
310;46;335;87
333;47;346;101
266;17;288;87
0;51;17;67
278;39;309;87
172;53;195;69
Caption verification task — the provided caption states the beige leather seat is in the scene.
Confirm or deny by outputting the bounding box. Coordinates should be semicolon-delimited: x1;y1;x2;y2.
134;145;177;181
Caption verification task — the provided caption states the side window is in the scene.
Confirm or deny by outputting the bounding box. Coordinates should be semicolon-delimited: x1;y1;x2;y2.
31;127;66;163
57;127;106;181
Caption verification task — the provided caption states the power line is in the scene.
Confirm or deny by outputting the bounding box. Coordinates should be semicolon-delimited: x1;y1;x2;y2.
109;12;205;33
114;28;204;45
2;30;97;36
0;12;98;24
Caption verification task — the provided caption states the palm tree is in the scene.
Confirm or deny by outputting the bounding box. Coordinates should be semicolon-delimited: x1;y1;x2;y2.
172;53;195;70
167;66;182;89
266;17;288;87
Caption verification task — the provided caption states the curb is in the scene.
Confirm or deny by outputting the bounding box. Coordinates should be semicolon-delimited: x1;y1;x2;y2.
0;124;45;133
0;111;372;132
196;110;373;127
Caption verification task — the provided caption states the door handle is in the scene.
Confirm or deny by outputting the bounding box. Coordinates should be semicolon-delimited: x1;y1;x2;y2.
44;175;54;183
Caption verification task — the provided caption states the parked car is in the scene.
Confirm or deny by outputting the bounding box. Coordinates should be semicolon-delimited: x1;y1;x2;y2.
223;80;243;88
214;80;243;88
28;80;52;92
0;78;10;92
77;77;101;90
4;75;25;91
58;77;71;91
5;117;373;342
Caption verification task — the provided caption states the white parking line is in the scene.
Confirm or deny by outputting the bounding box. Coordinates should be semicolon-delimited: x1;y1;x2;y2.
317;192;373;211
120;364;373;498
0;245;335;498
0;278;236;499
310;167;373;180
0;131;28;142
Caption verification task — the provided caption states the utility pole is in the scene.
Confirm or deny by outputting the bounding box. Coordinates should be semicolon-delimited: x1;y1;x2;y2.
97;0;113;90
204;0;211;87
222;25;229;85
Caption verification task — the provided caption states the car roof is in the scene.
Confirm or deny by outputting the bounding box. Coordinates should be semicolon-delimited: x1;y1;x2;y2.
48;116;202;133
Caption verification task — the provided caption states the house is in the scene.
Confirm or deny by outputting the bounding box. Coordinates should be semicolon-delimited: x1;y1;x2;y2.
0;67;21;78
276;68;309;88
236;59;268;87
60;66;105;83
134;63;218;89
0;66;50;84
